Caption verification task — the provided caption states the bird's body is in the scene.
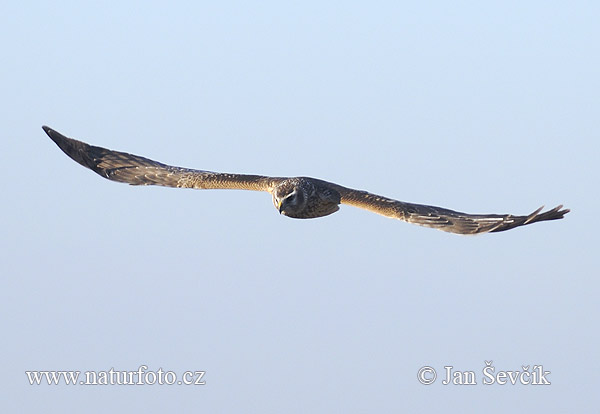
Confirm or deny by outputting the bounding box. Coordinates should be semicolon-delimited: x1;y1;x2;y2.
273;177;341;219
42;126;569;235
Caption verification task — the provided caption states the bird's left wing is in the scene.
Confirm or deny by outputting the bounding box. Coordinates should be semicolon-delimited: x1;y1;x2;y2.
333;185;569;234
43;126;277;192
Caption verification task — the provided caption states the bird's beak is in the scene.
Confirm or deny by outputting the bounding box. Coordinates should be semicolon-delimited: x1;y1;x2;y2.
278;200;284;214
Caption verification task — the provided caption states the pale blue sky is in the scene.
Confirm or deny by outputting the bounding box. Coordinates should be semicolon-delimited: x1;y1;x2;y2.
2;1;598;412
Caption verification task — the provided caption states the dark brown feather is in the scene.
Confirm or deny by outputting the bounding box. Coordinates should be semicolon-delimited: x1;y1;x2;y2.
336;186;569;234
43;126;274;192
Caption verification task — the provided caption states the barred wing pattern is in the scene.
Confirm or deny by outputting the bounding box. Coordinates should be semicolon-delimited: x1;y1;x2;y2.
337;187;568;234
43;126;275;192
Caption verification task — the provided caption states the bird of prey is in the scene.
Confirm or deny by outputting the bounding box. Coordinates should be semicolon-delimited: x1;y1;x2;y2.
42;126;569;235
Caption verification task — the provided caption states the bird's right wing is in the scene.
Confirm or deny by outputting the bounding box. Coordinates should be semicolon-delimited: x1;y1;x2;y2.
335;186;569;234
43;126;277;192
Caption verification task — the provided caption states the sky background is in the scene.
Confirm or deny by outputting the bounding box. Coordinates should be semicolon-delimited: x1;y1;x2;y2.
2;1;598;412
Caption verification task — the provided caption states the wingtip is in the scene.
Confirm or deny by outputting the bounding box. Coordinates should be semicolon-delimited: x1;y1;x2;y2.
42;125;54;136
556;205;570;216
42;126;67;146
538;204;570;222
524;206;544;224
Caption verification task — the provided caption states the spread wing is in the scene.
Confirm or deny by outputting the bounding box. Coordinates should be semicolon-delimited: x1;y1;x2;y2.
44;126;569;234
43;126;277;192
335;186;569;234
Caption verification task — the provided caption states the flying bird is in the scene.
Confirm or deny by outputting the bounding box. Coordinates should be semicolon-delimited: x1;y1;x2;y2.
42;126;569;235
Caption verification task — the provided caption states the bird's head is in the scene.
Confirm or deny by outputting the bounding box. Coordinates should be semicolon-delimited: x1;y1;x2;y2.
272;180;307;218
